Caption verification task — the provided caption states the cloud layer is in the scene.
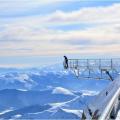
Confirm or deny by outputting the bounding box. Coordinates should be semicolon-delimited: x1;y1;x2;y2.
0;1;120;58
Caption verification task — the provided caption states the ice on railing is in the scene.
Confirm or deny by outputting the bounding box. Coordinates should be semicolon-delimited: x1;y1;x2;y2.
116;110;120;120
84;75;120;119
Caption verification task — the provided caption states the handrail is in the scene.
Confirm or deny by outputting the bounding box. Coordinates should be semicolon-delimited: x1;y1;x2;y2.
68;58;120;60
99;87;120;120
68;59;120;68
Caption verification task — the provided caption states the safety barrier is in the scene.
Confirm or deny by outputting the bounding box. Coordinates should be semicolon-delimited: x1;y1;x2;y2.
63;58;120;80
99;87;120;120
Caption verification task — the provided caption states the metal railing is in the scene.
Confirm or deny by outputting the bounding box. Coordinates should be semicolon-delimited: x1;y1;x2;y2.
99;87;120;120
63;57;120;80
81;77;120;120
67;58;120;70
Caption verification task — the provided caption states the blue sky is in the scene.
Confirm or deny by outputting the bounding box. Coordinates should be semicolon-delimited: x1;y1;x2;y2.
0;0;120;68
1;1;119;18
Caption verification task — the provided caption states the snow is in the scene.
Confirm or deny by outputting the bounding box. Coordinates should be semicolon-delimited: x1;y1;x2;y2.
17;89;28;91
62;108;83;118
81;90;99;96
0;109;13;115
116;110;120;120
52;87;74;95
16;74;29;81
13;114;22;118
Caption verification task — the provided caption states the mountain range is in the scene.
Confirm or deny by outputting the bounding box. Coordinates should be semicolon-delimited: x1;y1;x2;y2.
0;64;110;119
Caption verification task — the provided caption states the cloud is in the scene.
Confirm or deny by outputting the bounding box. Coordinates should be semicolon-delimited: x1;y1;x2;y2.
0;2;120;57
44;3;120;24
0;26;120;56
2;3;120;25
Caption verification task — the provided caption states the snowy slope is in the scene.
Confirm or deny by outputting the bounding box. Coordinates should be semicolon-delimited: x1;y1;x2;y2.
0;88;75;111
0;87;98;119
17;108;80;119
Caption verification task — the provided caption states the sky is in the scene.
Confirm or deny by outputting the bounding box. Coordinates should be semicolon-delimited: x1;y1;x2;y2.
0;0;120;68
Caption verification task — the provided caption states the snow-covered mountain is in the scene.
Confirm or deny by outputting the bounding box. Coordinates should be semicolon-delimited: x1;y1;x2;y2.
0;88;96;119
0;64;110;119
0;64;109;91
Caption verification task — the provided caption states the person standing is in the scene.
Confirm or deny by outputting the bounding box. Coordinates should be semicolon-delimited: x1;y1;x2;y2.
64;56;68;69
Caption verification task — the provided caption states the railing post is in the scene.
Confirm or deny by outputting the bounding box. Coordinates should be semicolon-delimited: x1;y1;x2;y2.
111;59;113;69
